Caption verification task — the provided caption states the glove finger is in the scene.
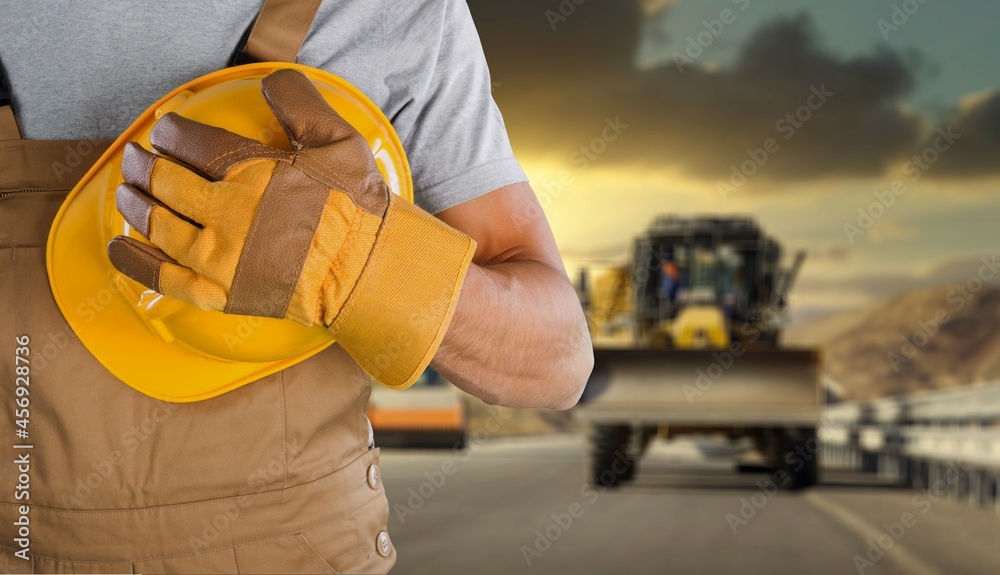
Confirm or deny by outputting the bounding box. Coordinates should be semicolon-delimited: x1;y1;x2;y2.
116;183;204;265
107;236;177;295
115;183;160;239
150;112;285;181
122;142;217;222
107;236;228;311
260;68;363;148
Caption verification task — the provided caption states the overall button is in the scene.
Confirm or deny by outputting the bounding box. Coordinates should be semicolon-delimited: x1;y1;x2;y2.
376;531;392;557
367;464;380;489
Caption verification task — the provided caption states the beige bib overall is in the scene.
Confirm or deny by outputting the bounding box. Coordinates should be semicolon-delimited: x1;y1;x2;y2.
0;1;395;572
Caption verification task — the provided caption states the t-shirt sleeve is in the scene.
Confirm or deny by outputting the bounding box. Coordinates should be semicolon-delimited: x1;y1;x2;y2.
383;0;526;214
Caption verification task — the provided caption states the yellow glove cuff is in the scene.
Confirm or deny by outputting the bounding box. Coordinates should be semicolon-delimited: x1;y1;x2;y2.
328;195;476;389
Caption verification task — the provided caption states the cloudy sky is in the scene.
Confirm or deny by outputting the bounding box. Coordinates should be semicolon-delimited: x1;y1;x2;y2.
467;0;1000;324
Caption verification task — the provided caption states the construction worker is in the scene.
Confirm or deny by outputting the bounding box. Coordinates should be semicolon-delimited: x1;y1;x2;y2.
660;257;680;305
0;1;592;573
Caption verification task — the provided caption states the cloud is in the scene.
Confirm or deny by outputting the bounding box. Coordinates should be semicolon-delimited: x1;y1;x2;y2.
471;2;927;181
473;2;1000;180
599;14;924;179
919;90;1000;177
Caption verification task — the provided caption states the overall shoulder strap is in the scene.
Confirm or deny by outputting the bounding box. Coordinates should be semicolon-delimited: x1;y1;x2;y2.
231;0;324;65
0;108;18;142
0;56;22;141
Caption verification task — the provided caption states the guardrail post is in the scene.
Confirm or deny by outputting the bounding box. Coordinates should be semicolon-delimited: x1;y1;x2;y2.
909;459;922;489
915;459;929;490
969;470;987;508
861;450;878;474
994;474;1000;518
929;462;941;494
899;456;913;487
953;466;968;501
947;465;958;501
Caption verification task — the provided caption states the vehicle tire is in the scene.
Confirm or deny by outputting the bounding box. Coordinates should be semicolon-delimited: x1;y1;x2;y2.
779;427;819;490
589;424;635;487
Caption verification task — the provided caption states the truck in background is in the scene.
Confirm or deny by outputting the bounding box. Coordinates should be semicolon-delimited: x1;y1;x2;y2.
368;368;467;449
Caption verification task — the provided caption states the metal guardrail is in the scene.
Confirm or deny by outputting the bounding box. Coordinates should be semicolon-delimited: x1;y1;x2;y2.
820;382;1000;515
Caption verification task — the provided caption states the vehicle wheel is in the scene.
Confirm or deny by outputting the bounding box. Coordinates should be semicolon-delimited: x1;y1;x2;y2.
589;424;635;487
779;427;819;490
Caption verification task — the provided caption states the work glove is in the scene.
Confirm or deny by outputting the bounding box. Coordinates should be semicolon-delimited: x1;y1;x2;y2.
107;68;476;389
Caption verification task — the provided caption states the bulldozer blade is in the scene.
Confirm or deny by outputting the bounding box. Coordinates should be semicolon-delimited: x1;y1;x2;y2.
577;348;820;426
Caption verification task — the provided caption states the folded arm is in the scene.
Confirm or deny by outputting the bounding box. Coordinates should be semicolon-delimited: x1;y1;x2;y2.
430;182;593;410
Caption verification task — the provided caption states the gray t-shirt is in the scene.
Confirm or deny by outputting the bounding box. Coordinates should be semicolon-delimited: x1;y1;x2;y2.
0;0;525;213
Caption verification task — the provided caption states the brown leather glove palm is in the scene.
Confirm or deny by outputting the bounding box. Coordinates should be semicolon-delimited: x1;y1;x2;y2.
108;69;476;389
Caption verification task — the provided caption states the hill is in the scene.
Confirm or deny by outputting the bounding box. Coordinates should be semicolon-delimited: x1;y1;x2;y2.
800;285;1000;401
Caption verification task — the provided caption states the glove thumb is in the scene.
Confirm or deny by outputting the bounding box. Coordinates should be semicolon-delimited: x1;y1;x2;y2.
260;69;361;149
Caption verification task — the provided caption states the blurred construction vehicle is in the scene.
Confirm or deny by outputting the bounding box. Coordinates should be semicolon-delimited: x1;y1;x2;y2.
368;369;466;449
575;216;820;489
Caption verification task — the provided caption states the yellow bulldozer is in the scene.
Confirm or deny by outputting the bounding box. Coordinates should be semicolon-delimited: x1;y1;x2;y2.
576;216;820;489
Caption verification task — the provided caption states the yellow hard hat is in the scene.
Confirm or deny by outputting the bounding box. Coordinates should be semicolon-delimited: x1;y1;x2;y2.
47;63;413;403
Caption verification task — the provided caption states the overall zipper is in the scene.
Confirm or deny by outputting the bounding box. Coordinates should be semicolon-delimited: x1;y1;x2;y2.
0;189;45;199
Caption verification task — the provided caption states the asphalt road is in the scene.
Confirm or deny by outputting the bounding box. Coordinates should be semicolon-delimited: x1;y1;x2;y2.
379;435;1000;575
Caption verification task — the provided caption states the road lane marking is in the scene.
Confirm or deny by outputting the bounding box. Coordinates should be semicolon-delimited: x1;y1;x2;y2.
804;492;941;575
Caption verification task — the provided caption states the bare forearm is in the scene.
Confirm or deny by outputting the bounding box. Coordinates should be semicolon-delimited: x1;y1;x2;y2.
431;259;593;410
